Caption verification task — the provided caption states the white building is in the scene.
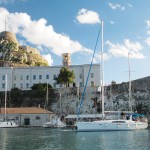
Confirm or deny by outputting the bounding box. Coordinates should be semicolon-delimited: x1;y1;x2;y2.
0;107;55;127
0;64;100;91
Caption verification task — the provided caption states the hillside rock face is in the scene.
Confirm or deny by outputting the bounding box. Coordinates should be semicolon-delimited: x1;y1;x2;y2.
0;31;48;67
51;77;150;121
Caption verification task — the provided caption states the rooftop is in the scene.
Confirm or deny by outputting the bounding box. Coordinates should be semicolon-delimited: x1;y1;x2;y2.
0;107;53;114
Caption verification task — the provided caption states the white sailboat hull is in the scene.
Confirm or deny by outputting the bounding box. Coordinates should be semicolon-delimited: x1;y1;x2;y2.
42;122;66;128
42;122;53;128
0;121;19;128
76;120;148;132
42;117;66;128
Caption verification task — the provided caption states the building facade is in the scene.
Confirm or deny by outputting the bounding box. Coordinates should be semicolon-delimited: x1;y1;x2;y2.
0;107;55;127
0;64;100;91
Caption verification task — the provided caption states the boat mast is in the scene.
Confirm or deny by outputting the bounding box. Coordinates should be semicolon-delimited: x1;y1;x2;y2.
101;21;104;118
4;75;7;122
44;82;48;110
128;53;132;111
46;82;48;109
59;93;62;115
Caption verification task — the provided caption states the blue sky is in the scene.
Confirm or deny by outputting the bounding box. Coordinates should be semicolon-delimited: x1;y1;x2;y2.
0;0;150;84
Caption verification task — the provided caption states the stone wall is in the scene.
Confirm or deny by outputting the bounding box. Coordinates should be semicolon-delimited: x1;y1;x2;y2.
50;77;150;121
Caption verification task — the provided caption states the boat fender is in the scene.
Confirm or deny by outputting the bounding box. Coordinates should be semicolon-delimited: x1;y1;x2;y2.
127;124;129;128
105;123;107;127
117;124;120;128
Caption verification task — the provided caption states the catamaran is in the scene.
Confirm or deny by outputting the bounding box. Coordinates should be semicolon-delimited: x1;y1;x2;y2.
75;21;148;132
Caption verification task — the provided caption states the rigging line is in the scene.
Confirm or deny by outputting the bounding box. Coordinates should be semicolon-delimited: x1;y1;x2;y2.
77;26;101;119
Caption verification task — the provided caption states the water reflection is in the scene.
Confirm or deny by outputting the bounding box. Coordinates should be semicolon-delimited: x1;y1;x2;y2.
75;129;150;150
0;129;8;150
0;128;149;150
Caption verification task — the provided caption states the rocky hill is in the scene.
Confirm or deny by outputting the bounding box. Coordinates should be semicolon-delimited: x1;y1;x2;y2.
0;31;48;67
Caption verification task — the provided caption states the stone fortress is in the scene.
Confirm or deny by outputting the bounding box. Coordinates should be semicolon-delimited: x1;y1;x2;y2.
0;31;48;67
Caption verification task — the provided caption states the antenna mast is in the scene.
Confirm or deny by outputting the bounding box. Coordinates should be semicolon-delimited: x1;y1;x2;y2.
5;19;7;31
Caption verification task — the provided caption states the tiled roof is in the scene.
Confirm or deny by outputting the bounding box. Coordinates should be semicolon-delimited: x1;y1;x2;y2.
0;107;54;114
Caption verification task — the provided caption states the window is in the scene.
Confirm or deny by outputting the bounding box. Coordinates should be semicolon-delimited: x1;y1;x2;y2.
53;74;57;80
14;76;16;80
53;83;56;88
20;83;23;89
39;75;42;80
91;73;94;78
26;83;29;89
33;75;36;80
46;75;49;79
35;116;41;120
13;84;16;88
20;75;23;80
91;81;94;87
79;74;82;79
60;84;62;88
2;83;5;89
26;75;29;80
2;75;5;80
79;82;82;87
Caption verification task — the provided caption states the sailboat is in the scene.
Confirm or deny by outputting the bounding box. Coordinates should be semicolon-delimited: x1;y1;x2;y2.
75;21;148;131
42;88;66;128
0;75;18;128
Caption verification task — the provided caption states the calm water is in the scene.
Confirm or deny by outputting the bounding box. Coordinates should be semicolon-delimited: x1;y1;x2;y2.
0;127;150;150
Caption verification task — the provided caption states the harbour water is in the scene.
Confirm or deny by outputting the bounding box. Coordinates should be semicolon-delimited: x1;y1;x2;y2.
0;127;150;150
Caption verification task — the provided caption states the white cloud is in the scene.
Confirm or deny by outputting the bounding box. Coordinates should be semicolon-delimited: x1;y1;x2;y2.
76;8;100;24
106;39;144;59
0;7;92;56
145;20;150;46
0;0;25;4
108;2;125;11
128;3;132;8
124;39;143;52
110;21;115;24
145;37;150;47
146;20;150;28
42;54;53;66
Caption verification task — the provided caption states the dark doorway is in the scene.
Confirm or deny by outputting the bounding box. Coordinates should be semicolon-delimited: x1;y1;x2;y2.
24;118;30;126
73;83;76;87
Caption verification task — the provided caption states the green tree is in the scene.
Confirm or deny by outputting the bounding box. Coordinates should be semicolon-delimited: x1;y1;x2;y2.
134;102;149;115
31;83;54;110
31;83;52;92
10;88;23;107
55;67;75;87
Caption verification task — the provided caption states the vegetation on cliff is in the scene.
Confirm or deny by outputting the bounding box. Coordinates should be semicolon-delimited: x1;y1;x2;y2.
0;83;56;110
0;31;48;66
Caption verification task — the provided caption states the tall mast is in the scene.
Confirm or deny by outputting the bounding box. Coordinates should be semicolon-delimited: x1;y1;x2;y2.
4;75;7;122
46;82;48;109
5;19;7;31
128;53;132;111
101;21;104;118
59;93;62;115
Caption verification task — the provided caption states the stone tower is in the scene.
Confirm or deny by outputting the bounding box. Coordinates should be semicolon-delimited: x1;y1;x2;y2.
62;53;71;67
